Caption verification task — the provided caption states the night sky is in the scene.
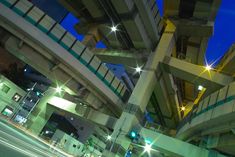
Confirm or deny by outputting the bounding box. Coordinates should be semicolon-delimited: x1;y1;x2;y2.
205;0;235;65
61;0;235;66
60;14;106;48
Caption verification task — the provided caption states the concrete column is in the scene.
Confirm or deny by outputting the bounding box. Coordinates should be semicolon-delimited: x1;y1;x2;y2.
102;20;176;155
128;20;176;113
115;19;176;133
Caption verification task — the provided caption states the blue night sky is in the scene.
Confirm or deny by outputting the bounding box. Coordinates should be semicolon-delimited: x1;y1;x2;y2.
156;0;235;65
205;0;235;65
60;14;106;48
61;0;235;66
61;13;84;41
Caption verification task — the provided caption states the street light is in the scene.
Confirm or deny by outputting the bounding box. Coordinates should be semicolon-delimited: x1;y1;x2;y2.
135;66;142;73
181;106;186;111
144;143;152;153
56;86;62;93
205;65;212;71
111;25;117;32
198;85;203;91
107;135;112;140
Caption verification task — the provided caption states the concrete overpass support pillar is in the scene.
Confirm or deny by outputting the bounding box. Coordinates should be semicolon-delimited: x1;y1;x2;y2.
152;73;180;128
26;90;56;135
102;20;176;156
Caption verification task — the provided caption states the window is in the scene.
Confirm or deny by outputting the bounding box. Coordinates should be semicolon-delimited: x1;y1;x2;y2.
0;84;10;93
12;93;22;102
1;106;13;117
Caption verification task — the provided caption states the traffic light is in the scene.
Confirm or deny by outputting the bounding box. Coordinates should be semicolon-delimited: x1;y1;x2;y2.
130;131;137;139
129;130;140;142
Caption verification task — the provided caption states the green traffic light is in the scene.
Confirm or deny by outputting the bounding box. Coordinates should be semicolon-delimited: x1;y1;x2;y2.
130;131;136;138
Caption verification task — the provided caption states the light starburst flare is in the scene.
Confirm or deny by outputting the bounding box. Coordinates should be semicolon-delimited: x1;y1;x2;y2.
144;143;152;153
56;87;62;93
135;66;142;73
111;26;117;32
107;135;112;140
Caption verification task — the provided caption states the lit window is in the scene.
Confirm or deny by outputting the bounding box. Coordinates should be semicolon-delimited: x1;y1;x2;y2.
1;106;13;117
12;93;22;102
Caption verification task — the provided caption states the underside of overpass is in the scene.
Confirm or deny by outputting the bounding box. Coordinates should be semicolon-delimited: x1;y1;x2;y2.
1;0;235;156
57;0;228;131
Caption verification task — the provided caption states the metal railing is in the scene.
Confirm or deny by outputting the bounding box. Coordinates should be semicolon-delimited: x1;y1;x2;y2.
177;83;235;132
0;0;129;100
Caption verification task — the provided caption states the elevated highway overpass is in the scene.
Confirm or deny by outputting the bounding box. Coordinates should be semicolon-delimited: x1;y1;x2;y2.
0;0;130;116
177;82;235;155
1;0;234;156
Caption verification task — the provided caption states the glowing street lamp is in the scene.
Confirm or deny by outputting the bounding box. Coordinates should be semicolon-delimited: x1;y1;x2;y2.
205;65;212;71
56;86;62;93
135;66;142;73
144;143;152;153
111;25;117;32
107;135;112;140
198;85;203;91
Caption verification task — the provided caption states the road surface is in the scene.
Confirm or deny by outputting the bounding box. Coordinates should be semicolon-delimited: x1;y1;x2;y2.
0;119;70;157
